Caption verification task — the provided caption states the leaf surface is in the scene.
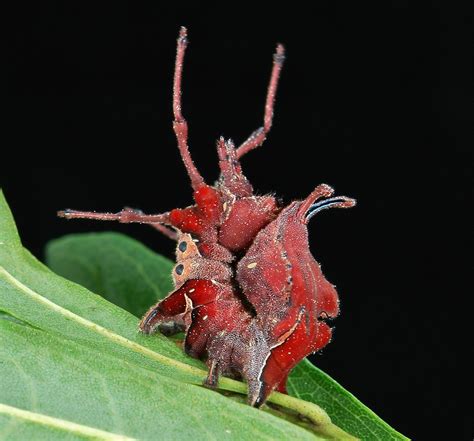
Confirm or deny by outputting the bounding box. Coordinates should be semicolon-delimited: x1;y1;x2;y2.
0;191;330;440
46;232;173;317
47;231;408;441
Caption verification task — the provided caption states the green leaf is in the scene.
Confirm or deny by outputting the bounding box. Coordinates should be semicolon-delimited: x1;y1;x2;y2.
45;232;174;317
0;190;355;440
47;232;409;441
287;361;408;440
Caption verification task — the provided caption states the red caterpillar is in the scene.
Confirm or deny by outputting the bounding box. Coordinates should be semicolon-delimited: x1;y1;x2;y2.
59;27;355;407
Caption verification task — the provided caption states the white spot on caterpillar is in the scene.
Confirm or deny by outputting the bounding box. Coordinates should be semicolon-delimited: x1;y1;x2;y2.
247;262;257;269
188;288;195;293
223;202;227;212
203;315;208;320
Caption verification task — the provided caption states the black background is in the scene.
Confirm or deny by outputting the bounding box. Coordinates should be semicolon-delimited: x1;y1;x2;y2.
4;2;472;439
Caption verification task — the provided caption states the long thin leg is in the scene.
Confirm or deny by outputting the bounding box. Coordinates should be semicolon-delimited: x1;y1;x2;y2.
58;208;177;240
173;27;205;191
236;44;285;160
58;207;169;224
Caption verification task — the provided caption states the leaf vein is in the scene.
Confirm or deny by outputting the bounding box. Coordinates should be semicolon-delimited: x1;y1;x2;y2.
0;403;136;440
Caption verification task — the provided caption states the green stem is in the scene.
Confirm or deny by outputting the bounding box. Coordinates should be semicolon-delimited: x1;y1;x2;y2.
218;377;358;440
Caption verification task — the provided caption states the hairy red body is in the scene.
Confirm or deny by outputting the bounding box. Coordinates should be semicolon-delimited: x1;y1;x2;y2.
59;28;355;407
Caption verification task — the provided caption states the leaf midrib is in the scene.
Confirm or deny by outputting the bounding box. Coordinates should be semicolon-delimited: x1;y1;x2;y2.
0;265;205;380
0;403;136;441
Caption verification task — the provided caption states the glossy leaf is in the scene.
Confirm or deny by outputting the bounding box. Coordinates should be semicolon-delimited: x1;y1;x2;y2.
46;232;174;317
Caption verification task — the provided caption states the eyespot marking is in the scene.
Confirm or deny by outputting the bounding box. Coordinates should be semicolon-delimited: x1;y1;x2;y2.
178;241;188;252
175;264;184;275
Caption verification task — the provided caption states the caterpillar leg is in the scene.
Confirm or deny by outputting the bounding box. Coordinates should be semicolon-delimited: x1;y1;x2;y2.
203;359;220;388
172;27;205;191
140;279;220;334
58;208;176;240
236;44;285;159
139;285;190;335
